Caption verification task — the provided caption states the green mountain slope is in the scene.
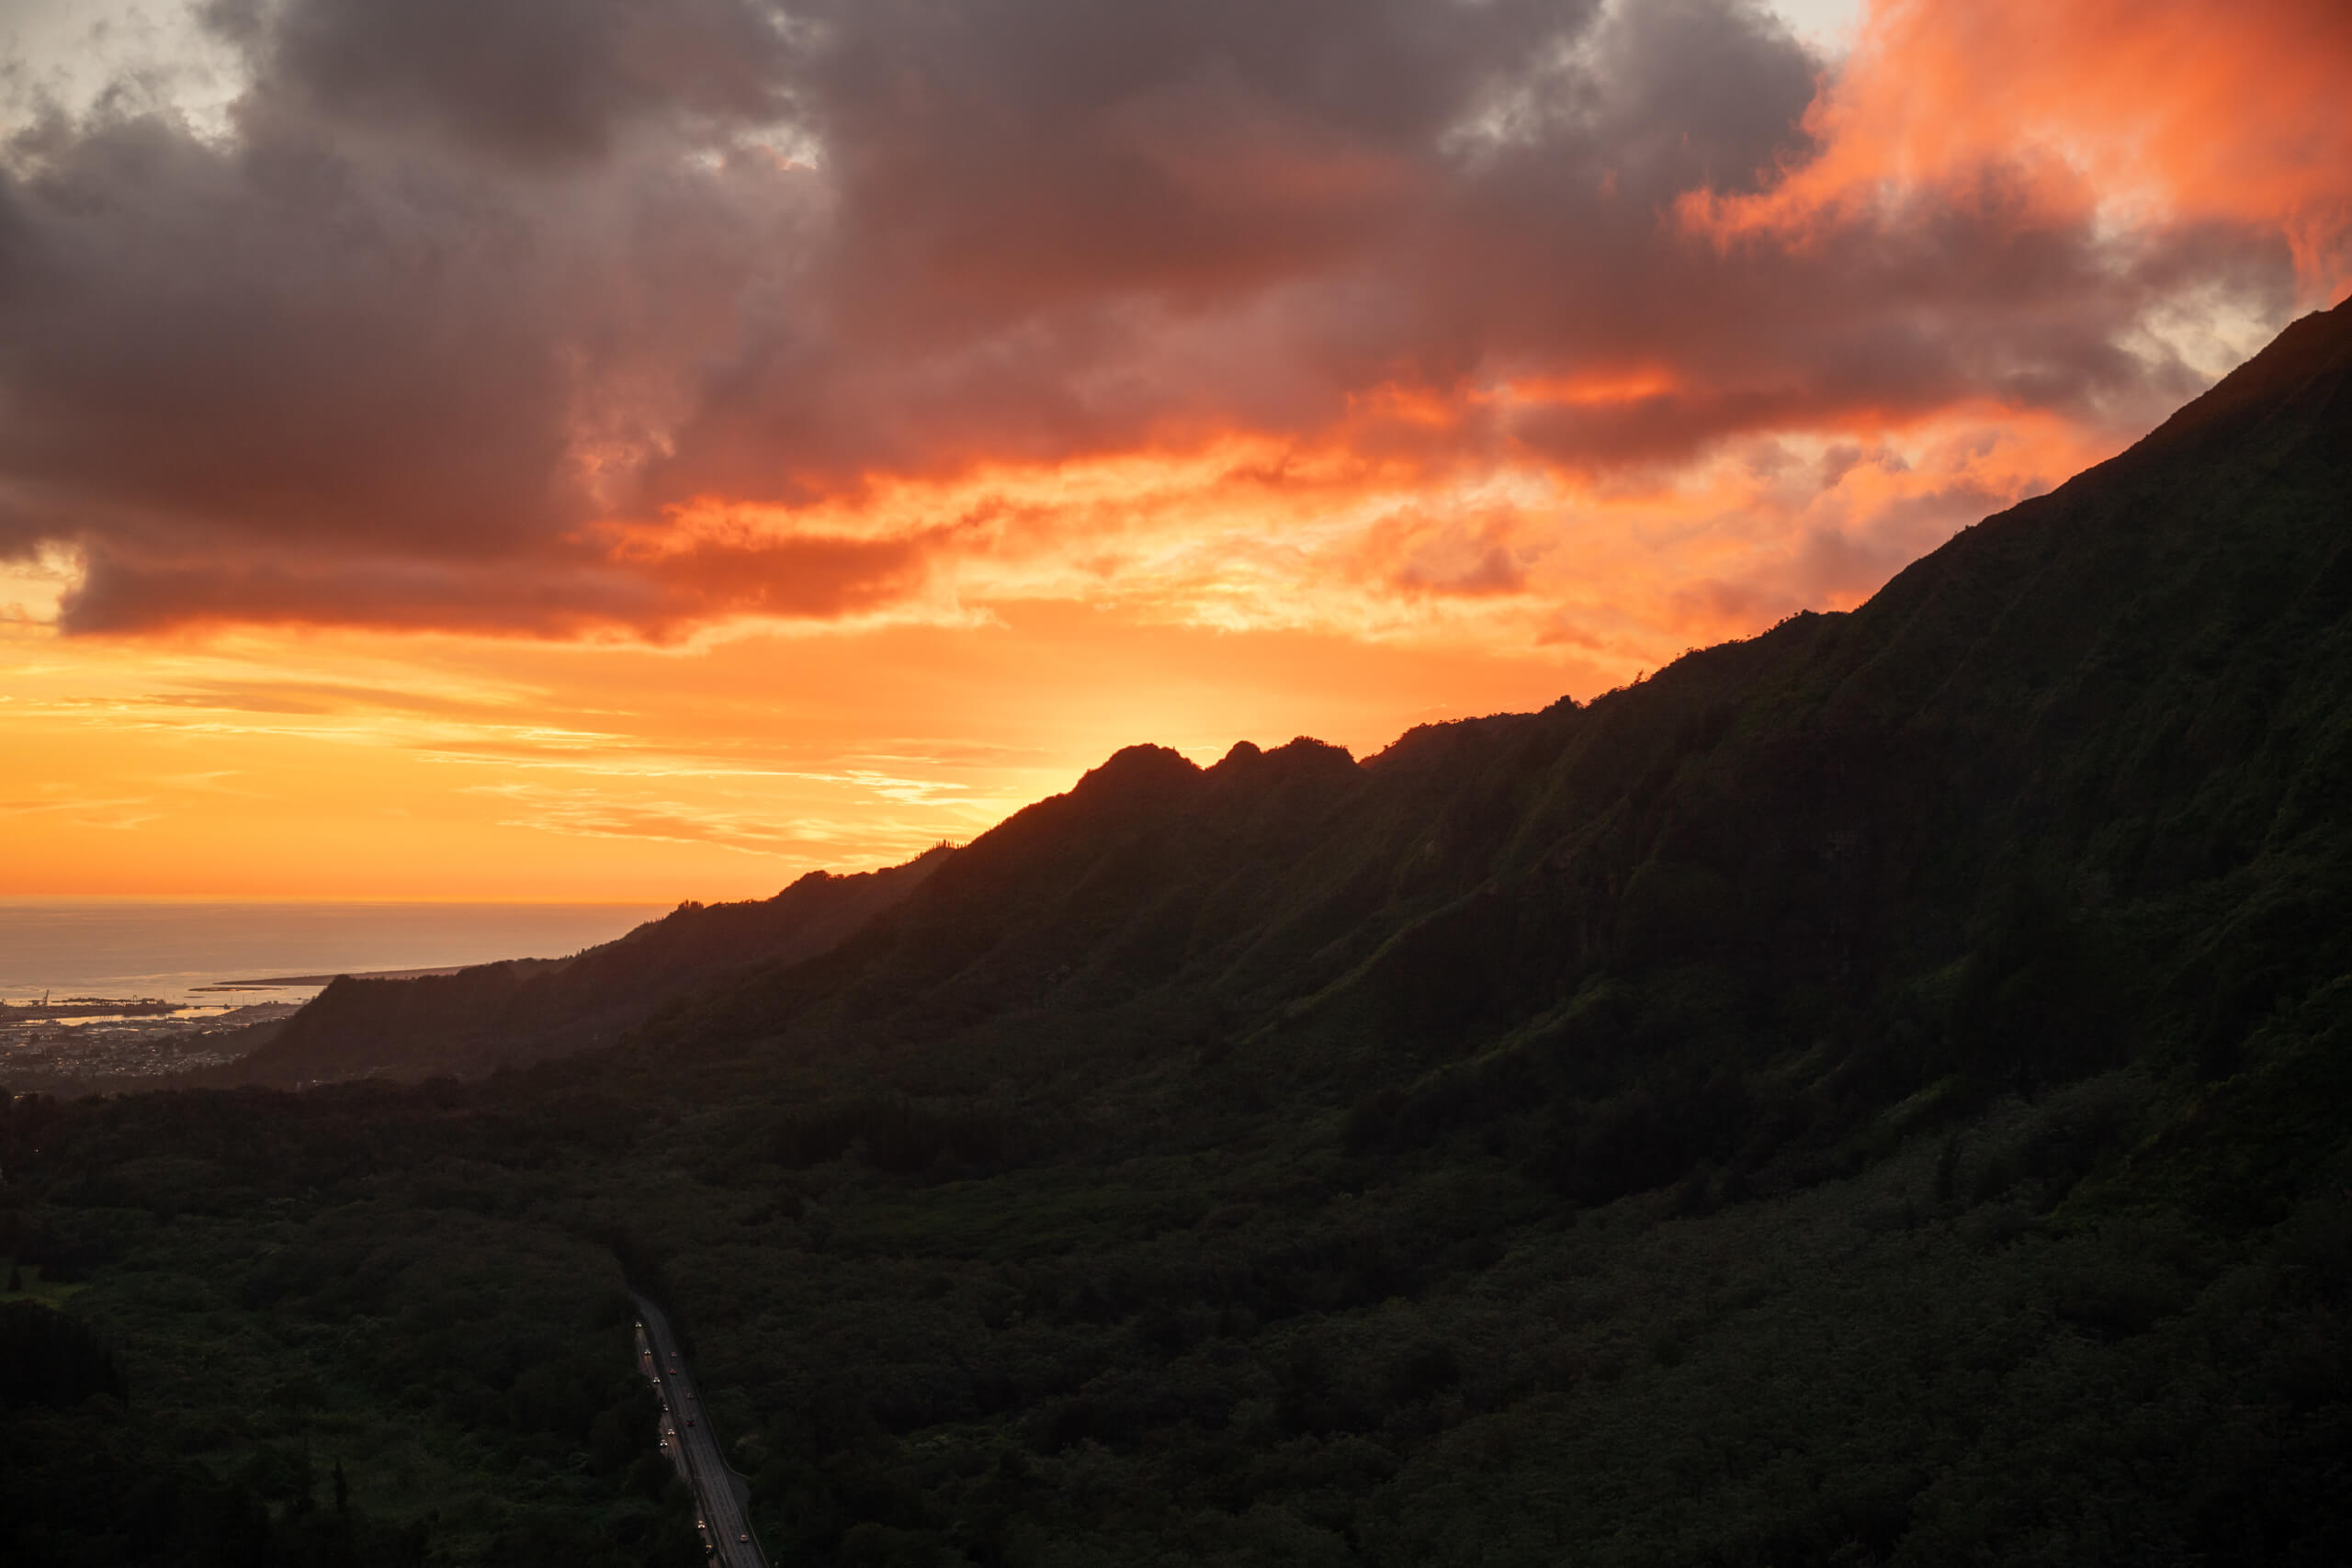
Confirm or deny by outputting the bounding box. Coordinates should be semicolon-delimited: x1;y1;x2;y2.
633;294;2352;1204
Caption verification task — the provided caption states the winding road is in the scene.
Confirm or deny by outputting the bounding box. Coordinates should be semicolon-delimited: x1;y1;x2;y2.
631;1291;767;1568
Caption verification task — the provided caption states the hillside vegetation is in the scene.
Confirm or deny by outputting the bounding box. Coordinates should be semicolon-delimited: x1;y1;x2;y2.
212;849;951;1086
4;299;2350;1565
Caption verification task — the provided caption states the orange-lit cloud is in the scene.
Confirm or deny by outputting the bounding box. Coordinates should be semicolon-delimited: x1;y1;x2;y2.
1689;0;2352;299
1;0;2346;895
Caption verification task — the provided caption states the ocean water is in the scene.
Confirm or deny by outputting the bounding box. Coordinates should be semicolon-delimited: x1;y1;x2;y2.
0;900;669;1007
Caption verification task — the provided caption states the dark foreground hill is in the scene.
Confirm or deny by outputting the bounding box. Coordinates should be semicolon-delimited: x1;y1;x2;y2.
208;848;950;1086
3;299;2350;1567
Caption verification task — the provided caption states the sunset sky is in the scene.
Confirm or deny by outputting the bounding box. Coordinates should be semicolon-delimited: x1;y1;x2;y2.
3;0;2346;900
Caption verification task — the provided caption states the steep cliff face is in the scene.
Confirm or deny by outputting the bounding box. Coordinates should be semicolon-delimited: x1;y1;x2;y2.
210;299;2352;1161
596;297;2352;1202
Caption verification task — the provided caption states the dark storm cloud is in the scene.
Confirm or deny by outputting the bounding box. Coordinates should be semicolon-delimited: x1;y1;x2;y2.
640;0;1858;495
205;0;798;160
0;113;573;555
0;0;2309;636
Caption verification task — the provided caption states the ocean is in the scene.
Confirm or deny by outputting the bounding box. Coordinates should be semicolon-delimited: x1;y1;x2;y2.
0;899;669;1009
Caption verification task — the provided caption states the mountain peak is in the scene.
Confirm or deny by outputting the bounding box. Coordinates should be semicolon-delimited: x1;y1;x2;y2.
1069;743;1203;802
1208;735;1355;780
2132;292;2352;464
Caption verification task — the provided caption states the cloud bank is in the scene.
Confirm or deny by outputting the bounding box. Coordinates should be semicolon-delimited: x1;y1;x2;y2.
0;0;2341;650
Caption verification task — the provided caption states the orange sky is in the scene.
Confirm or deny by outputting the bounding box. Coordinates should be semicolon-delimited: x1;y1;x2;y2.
2;0;2346;899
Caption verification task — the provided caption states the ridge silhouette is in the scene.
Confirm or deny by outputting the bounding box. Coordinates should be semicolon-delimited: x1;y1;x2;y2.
215;297;2350;1172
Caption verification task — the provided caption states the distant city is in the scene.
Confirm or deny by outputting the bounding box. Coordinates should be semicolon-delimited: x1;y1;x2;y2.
0;993;307;1089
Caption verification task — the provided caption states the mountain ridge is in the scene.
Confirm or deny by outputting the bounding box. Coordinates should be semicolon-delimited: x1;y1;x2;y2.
594;297;2351;1183
206;297;2352;1111
208;845;952;1085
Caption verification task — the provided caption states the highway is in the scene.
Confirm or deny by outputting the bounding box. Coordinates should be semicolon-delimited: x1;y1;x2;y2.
630;1292;767;1568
